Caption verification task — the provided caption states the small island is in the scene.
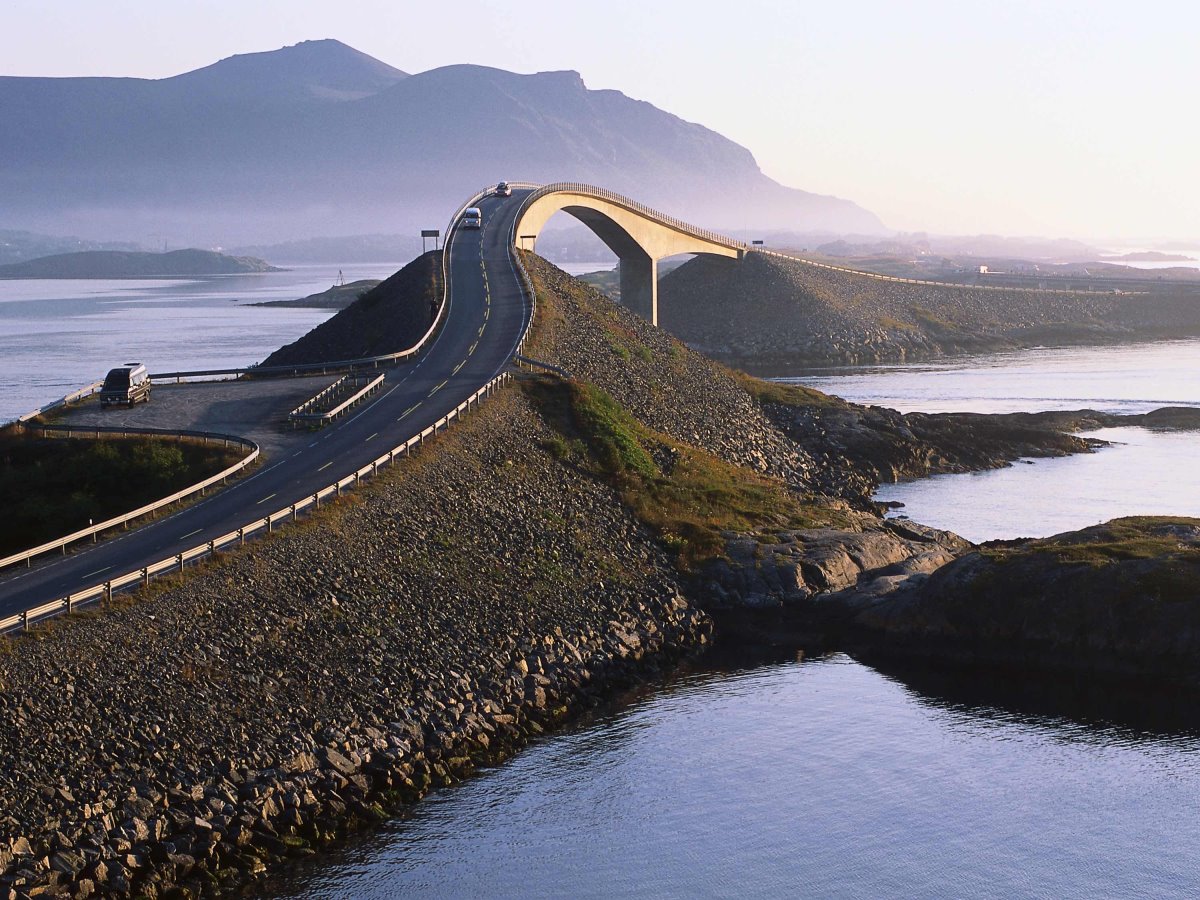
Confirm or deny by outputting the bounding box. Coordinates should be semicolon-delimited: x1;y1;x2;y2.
1098;250;1195;262
251;278;381;308
0;248;281;279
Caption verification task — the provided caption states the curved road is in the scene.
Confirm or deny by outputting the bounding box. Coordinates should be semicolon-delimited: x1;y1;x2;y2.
0;189;536;617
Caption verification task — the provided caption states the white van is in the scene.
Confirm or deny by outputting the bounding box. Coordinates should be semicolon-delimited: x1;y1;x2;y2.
462;208;483;229
100;362;152;408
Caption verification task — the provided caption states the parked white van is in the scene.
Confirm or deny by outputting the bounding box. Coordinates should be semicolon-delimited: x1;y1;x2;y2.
100;363;152;408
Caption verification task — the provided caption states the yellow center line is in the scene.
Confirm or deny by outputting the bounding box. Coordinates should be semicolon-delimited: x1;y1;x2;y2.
429;380;448;396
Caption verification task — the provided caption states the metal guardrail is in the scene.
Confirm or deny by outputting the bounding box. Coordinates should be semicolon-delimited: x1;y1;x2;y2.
14;381;104;424
288;374;385;426
753;248;1127;296
0;372;512;635
0;425;260;573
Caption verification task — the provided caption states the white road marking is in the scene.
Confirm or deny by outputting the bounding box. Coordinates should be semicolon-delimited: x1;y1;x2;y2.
256;493;277;505
179;528;202;541
365;432;378;442
80;566;111;580
317;461;333;472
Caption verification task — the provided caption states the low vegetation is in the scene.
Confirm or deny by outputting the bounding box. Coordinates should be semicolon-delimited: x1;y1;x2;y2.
983;516;1200;568
731;370;845;409
523;377;848;569
0;432;240;556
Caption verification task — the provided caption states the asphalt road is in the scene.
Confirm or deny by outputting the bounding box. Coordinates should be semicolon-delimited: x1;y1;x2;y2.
0;189;534;617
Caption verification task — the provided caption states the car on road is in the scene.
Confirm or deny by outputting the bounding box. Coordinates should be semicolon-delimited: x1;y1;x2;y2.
494;182;512;197
99;362;152;408
462;207;483;229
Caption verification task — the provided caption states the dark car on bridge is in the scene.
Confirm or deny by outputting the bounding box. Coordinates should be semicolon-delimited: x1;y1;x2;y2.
494;182;512;197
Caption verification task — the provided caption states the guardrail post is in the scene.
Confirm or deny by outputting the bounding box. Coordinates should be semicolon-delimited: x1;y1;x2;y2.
267;515;274;534
291;504;297;523
238;528;245;546
314;492;320;510
21;611;29;631
67;594;75;615
104;582;112;604
208;540;215;557
141;567;149;588
177;553;184;574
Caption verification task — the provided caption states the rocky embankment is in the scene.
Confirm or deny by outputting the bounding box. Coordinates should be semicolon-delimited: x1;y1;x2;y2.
0;390;710;899
657;252;1200;367
848;517;1200;687
260;252;438;367
0;251;1153;898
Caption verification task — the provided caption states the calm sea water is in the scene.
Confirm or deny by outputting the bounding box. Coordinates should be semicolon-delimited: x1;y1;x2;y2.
787;339;1200;541
267;652;1200;900
265;338;1200;900
0;264;404;423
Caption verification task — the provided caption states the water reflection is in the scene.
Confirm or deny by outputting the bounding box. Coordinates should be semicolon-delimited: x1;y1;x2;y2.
261;647;1200;900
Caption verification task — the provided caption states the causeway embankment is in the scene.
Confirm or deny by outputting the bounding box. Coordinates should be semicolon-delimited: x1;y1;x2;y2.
658;252;1200;368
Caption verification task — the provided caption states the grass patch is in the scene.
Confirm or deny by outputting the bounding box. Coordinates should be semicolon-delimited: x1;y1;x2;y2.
731;371;845;409
0;432;241;556
523;377;849;569
986;517;1200;567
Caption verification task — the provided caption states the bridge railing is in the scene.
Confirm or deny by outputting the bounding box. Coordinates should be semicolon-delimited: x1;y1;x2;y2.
0;425;260;573
0;371;513;636
517;182;747;253
752;247;1128;296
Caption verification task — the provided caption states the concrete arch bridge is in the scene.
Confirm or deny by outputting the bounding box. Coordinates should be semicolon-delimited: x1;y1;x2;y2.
509;182;746;325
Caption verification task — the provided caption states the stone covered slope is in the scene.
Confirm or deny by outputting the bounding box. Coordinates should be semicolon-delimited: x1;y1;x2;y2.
0;390;708;897
523;253;814;489
657;252;1200;367
261;251;439;367
852;517;1200;687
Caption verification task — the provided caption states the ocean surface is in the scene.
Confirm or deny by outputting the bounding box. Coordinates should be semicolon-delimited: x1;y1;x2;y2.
264;338;1200;899
0;264;406;423
788;339;1200;541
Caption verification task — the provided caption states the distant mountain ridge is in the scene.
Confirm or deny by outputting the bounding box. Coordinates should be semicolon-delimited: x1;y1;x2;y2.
0;40;884;243
0;249;280;278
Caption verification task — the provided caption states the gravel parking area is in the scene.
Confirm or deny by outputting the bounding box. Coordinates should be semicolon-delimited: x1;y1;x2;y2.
53;375;340;459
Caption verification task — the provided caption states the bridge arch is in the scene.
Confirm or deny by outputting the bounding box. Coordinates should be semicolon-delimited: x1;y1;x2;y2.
512;183;745;325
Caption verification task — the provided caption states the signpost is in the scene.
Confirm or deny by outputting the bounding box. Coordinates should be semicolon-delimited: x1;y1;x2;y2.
421;229;440;252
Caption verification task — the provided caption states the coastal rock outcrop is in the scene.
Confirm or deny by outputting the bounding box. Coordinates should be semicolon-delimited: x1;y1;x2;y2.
849;517;1200;687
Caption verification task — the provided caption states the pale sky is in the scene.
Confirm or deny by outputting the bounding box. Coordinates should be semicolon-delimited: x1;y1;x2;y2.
4;0;1196;240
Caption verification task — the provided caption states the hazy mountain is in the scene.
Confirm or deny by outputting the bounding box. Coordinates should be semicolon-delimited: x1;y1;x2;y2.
0;40;884;243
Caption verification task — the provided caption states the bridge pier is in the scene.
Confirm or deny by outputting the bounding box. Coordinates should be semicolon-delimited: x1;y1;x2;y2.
619;252;658;326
